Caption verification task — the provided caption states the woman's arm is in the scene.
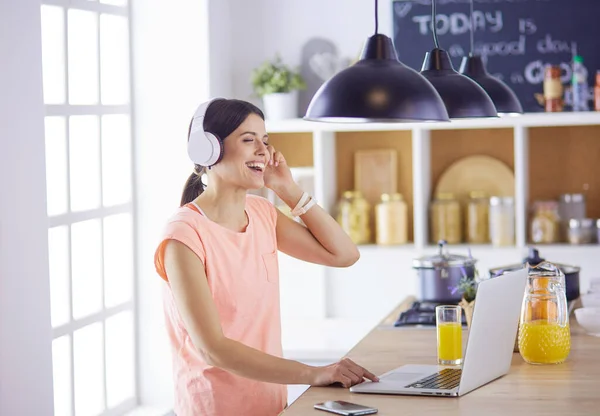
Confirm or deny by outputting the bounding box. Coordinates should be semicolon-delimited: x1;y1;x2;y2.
163;240;377;387
273;183;360;267
263;145;359;268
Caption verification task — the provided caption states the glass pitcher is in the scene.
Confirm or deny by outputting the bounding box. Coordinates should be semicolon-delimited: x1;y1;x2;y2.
518;262;571;364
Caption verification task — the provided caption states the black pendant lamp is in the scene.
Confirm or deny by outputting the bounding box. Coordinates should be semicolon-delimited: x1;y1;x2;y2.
304;0;450;123
419;0;497;119
458;0;523;115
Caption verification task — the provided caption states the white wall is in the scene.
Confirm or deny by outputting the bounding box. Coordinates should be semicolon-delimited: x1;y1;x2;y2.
208;0;233;98
229;0;394;106
131;0;211;409
0;0;55;414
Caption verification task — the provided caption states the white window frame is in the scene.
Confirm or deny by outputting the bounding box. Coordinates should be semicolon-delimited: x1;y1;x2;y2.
42;0;138;415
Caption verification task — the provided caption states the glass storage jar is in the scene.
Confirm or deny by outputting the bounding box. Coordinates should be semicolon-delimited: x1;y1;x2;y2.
466;191;489;244
567;218;596;244
336;190;371;244
558;193;586;241
430;193;462;244
518;262;571;365
530;201;560;244
375;193;408;245
489;196;515;246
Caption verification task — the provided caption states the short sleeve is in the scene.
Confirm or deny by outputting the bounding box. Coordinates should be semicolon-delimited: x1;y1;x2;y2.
154;218;207;282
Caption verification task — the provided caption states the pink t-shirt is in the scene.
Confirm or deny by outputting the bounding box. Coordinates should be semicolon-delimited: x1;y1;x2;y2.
154;194;287;416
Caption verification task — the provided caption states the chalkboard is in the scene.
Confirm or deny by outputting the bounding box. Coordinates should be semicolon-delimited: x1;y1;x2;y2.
392;0;600;112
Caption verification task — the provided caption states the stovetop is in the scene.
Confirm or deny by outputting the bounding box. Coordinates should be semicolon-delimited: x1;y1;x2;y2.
394;301;468;327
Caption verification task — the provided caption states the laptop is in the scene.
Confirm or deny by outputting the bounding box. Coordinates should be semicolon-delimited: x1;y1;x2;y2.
350;268;527;397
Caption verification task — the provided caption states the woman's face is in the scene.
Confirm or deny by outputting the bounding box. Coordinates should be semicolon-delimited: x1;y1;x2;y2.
212;113;270;190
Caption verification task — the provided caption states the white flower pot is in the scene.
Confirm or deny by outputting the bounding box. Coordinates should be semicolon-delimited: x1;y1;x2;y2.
262;91;299;120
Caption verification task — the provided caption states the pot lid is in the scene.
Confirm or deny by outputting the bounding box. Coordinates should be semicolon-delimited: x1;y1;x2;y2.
489;247;581;276
413;240;477;269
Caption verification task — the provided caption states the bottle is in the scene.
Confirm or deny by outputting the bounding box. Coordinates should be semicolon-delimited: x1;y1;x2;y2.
571;55;589;111
518;262;571;365
595;70;600;111
375;193;408;245
543;65;563;112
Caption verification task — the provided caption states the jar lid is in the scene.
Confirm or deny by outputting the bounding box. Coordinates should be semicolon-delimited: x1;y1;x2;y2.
435;192;456;201
560;193;585;203
569;218;595;228
469;190;488;199
490;196;514;206
413;240;477;269
381;193;403;202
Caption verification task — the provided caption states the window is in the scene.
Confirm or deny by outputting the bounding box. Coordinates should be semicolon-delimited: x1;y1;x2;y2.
40;1;136;415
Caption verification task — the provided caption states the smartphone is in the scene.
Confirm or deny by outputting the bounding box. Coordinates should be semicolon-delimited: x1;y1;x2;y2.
314;400;378;415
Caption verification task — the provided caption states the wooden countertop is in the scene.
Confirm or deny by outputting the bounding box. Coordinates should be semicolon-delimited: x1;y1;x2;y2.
282;296;600;415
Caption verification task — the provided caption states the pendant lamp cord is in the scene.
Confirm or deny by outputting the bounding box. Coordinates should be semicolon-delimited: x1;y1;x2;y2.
374;0;379;34
469;0;475;54
431;0;439;48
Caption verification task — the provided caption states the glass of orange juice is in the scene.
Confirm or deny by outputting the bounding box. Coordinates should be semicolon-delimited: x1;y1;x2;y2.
436;305;463;365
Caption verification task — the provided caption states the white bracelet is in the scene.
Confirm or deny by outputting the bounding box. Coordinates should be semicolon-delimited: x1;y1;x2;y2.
296;197;316;216
290;192;310;216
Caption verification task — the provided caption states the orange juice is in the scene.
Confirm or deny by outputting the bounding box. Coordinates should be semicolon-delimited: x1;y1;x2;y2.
437;322;462;364
518;320;571;364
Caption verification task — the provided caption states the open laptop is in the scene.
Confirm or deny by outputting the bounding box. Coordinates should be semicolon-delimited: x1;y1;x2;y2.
350;268;527;397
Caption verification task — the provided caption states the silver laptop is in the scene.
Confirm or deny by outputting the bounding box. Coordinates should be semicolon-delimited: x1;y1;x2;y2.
350;268;527;397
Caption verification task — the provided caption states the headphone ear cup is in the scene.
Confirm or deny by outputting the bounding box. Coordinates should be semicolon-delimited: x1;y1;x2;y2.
188;129;221;166
203;132;223;166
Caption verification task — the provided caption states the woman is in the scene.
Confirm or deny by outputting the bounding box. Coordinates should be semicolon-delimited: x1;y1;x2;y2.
154;98;378;416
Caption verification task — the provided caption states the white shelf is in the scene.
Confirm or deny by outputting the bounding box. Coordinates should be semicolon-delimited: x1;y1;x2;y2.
266;111;600;133
271;109;600;349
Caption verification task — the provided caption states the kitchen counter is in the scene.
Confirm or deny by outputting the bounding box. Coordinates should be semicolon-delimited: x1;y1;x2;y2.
281;296;600;415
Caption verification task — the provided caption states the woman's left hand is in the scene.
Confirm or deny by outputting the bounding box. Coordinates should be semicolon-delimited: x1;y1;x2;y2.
263;145;294;192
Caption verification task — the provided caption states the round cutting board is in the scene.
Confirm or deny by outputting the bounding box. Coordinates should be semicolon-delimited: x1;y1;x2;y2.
434;155;515;202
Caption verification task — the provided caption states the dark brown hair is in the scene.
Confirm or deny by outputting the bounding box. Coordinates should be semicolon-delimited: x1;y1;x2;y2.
180;98;265;206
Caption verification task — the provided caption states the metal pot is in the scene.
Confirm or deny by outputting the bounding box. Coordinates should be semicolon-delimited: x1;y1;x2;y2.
489;247;581;302
413;240;478;303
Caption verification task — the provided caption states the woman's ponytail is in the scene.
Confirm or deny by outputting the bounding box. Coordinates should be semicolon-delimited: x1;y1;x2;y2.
180;165;205;206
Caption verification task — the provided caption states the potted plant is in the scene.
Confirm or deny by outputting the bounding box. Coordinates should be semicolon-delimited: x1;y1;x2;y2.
452;267;481;329
251;54;306;120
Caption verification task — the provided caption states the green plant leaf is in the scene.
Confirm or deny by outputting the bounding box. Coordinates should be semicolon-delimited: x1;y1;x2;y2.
250;54;307;97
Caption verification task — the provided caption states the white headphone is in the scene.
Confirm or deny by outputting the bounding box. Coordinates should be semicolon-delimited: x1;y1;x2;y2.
187;98;224;167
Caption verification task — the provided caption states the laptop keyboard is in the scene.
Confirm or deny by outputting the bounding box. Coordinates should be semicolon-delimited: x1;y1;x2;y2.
405;368;462;390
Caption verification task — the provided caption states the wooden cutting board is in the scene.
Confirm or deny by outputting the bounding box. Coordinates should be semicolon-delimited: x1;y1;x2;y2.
434;154;515;202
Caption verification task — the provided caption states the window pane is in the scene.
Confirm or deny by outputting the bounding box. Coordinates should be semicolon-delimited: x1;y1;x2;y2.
103;213;133;307
74;323;105;416
105;311;134;407
40;5;66;104
52;335;72;416
71;220;103;319
100;0;128;6
101;115;131;206
69;116;101;212
48;226;70;328
100;14;130;105
45;116;69;216
68;10;98;104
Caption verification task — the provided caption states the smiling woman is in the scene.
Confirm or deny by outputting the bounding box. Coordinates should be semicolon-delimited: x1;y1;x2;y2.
153;98;374;416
